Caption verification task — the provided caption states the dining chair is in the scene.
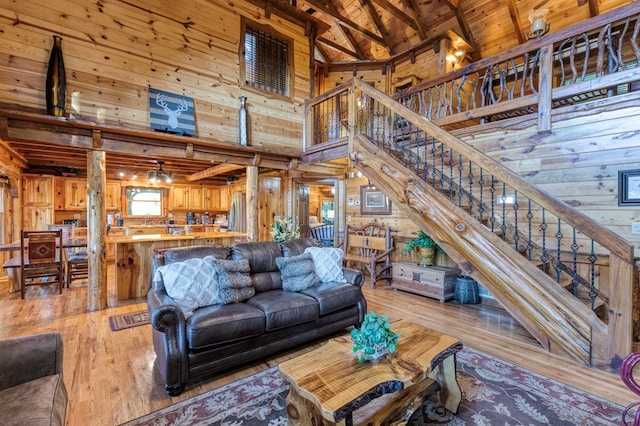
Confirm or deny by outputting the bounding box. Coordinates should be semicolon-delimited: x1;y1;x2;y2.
20;230;64;299
67;226;88;285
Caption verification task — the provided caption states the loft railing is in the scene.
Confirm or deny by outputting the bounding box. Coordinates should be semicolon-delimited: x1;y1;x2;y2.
393;3;640;131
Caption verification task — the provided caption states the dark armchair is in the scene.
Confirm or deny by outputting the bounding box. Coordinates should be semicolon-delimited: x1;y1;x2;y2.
0;332;68;425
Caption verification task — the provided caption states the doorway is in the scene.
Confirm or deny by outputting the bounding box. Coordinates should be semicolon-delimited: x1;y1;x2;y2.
293;178;344;246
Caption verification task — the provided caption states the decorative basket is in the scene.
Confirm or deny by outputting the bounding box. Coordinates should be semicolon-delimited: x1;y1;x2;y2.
455;276;480;304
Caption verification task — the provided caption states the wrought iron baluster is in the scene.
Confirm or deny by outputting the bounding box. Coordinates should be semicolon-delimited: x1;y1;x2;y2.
589;241;598;310
513;191;520;251
500;183;507;240
571;228;579;296
526;200;533;261
556;219;563;283
540;209;548;274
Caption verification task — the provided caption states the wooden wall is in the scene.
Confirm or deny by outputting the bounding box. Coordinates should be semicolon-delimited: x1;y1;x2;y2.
0;0;312;150
451;99;640;257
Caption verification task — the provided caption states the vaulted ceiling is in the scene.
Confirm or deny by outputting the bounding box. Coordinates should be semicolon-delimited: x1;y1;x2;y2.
288;0;635;64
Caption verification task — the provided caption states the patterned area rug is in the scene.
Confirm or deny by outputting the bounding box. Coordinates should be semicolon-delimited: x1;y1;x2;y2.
122;347;624;425
109;310;150;331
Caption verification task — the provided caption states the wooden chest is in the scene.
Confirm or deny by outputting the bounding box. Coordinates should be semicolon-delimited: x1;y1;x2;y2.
391;262;458;302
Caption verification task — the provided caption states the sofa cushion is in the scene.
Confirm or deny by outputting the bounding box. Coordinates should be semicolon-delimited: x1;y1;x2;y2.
301;281;363;316
186;303;265;350
0;374;67;426
156;256;219;318
212;259;255;304
276;253;321;292
304;247;346;284
247;290;319;331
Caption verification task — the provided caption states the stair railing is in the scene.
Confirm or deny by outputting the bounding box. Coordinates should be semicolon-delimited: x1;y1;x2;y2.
348;76;634;366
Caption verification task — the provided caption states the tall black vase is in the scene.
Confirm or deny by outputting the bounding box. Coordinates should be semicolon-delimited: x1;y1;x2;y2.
46;35;66;117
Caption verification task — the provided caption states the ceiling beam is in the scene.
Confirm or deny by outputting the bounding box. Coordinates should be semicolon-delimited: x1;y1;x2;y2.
302;0;389;49
506;0;527;44
369;0;417;31
443;0;480;60
397;0;427;41
318;37;361;59
335;23;367;59
359;0;392;52
588;0;599;17
186;163;245;182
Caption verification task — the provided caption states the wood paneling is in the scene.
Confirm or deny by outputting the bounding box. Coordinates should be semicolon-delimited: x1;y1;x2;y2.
0;0;312;154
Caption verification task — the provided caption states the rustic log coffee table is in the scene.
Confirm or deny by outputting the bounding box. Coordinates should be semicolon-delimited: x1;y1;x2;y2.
278;319;463;425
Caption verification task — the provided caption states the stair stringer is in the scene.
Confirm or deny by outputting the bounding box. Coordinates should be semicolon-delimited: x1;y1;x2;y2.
351;134;609;366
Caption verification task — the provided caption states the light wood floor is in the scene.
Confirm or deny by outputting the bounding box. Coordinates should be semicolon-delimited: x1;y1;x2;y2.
0;271;636;426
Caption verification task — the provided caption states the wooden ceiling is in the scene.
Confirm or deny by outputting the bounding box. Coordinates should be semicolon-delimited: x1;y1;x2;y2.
298;0;635;64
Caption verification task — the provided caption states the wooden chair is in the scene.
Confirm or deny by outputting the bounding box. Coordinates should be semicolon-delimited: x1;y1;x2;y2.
67;226;88;285
342;223;394;288
20;230;64;299
310;224;334;247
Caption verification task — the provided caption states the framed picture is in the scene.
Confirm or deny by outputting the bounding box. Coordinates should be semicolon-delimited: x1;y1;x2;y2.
360;185;392;215
619;170;640;206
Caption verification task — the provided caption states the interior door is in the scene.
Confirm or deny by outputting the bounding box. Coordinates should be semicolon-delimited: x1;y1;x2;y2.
296;183;310;238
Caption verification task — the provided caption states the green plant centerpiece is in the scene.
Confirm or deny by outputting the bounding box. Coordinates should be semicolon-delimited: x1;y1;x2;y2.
351;311;400;362
404;230;437;266
270;217;300;242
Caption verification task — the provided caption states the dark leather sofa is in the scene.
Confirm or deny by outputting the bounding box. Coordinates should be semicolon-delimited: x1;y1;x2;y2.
147;238;366;395
0;332;68;425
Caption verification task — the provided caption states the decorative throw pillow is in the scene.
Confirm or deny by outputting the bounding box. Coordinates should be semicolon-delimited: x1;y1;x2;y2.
304;247;346;284
156;256;219;319
211;259;255;304
276;252;321;292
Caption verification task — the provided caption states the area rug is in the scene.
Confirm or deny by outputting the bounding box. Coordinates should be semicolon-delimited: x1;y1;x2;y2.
122;347;625;425
109;310;150;331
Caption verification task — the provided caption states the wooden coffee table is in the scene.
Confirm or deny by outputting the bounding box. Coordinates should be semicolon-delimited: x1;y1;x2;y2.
278;319;463;425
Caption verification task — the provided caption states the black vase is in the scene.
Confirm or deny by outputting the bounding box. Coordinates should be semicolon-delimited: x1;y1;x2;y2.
46;35;66;117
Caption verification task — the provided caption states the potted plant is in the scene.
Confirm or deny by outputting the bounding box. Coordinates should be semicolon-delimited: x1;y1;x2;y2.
403;230;437;266
270;216;300;242
351;311;400;362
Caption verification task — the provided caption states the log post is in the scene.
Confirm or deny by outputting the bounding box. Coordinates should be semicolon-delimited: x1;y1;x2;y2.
537;43;553;133
87;150;108;311
246;165;258;242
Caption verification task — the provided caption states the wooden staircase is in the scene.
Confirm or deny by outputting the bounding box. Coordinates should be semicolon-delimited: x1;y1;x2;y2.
335;78;635;368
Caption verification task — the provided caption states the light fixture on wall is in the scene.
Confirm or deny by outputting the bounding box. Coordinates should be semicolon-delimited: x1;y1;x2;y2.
527;9;550;39
347;168;363;179
147;161;173;183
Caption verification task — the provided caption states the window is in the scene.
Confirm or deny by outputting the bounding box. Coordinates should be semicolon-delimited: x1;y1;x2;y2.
241;19;292;97
126;188;162;216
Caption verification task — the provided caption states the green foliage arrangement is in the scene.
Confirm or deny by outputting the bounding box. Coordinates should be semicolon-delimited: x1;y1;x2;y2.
350;311;400;363
403;230;437;252
270;217;300;242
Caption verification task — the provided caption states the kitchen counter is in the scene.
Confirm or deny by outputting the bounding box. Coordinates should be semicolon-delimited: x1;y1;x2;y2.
109;231;246;300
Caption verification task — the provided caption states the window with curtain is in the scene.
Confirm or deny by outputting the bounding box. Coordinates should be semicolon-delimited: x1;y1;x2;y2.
241;20;291;97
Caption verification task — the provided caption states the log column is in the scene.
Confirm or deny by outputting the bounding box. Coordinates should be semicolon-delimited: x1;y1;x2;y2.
246;165;258;242
87;149;107;311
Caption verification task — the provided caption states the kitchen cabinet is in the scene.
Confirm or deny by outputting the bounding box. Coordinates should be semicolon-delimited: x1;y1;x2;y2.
169;186;189;210
64;179;87;210
203;187;220;211
23;175;53;206
23;175;54;230
106;182;121;211
189;186;204;210
169;185;205;211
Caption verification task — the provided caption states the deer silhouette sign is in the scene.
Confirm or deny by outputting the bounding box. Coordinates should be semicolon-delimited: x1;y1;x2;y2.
155;92;189;129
